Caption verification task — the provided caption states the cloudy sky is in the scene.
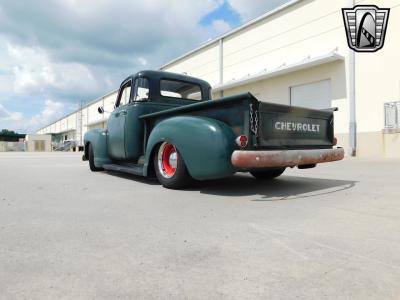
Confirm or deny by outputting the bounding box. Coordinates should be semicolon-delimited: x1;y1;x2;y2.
0;0;289;133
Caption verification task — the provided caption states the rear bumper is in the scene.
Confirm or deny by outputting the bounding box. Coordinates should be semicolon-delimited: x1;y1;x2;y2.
231;148;344;169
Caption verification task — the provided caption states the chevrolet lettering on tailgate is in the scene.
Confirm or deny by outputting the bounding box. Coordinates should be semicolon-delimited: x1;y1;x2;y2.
274;121;321;133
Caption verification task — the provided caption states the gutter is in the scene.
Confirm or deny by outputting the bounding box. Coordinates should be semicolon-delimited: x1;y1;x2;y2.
348;0;356;156
213;51;344;92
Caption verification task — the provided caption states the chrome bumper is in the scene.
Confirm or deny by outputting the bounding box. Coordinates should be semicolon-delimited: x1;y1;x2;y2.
231;148;344;169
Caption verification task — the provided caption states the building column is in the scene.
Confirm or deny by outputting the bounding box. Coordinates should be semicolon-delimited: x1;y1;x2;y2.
219;38;224;98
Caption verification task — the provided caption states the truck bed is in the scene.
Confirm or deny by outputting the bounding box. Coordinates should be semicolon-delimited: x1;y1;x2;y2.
140;93;335;150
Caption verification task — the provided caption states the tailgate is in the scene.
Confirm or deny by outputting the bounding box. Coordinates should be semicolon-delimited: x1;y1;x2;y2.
256;102;334;149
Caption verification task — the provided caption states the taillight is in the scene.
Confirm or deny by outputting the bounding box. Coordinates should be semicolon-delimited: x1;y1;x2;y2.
333;137;338;146
236;135;248;148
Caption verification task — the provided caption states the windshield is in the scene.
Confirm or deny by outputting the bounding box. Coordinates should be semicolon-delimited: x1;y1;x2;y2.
160;79;202;101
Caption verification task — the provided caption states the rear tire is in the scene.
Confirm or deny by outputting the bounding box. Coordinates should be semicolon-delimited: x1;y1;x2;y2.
88;143;103;172
250;168;285;180
154;142;192;189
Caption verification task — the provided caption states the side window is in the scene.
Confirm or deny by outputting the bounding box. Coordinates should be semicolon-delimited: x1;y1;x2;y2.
119;84;131;107
132;78;149;102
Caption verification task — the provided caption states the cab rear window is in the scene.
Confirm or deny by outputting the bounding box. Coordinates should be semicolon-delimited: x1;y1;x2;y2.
160;79;202;101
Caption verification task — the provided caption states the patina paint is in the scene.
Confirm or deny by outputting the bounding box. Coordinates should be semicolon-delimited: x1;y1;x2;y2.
83;70;339;181
144;116;237;180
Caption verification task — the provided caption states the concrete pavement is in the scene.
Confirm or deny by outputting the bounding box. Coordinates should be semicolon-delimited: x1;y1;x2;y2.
0;152;400;299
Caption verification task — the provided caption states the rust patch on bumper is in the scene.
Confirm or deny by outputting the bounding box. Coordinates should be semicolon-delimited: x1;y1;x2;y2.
232;148;345;169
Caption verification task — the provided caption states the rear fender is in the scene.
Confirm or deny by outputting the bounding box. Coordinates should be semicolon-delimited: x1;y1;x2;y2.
84;129;112;168
144;116;237;180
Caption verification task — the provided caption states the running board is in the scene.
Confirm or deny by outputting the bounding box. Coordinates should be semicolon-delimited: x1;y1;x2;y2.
103;163;144;176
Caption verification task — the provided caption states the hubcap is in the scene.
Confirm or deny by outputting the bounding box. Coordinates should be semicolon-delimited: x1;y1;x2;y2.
169;152;177;169
158;142;177;178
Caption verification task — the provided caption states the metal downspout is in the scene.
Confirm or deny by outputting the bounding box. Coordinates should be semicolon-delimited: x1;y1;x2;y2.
348;0;356;156
219;38;224;98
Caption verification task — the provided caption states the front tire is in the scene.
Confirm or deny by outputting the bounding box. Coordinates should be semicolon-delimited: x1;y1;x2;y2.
154;142;192;189
250;168;285;180
88;143;103;172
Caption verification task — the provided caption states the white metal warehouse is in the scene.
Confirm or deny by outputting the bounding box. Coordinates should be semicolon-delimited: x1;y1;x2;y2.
37;0;400;157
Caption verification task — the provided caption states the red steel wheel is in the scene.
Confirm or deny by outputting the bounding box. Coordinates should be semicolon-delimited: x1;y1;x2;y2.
158;143;177;178
154;142;192;189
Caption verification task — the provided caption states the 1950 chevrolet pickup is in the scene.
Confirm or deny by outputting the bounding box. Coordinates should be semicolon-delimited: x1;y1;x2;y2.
83;70;344;189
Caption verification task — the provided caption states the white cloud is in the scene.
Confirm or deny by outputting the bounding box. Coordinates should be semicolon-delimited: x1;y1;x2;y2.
0;0;222;132
0;100;64;133
138;57;148;66
39;99;64;123
0;0;227;112
7;43;102;97
26;99;64;132
0;103;23;131
228;0;290;21
0;103;22;121
0;0;291;133
211;19;232;34
0;0;225;67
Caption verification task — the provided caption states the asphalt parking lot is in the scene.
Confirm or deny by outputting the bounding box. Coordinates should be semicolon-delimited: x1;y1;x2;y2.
1;152;400;300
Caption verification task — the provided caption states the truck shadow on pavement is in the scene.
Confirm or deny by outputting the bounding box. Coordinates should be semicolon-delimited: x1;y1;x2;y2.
105;171;160;185
104;171;356;201
190;175;357;201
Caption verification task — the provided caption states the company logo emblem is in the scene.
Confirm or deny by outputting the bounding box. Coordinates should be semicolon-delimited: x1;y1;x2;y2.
342;5;390;52
274;122;320;133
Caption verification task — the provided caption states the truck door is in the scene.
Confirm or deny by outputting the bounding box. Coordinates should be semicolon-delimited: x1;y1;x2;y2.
107;81;131;160
124;77;150;160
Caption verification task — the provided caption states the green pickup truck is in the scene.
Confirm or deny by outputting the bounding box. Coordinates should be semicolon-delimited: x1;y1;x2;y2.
83;70;344;189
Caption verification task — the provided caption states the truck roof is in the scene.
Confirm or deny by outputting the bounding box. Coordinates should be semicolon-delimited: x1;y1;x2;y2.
121;70;211;90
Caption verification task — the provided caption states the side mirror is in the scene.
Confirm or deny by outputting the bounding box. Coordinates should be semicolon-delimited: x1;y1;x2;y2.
98;106;104;114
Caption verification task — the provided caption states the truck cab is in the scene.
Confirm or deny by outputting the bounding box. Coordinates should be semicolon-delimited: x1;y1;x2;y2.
104;71;211;161
84;70;344;189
